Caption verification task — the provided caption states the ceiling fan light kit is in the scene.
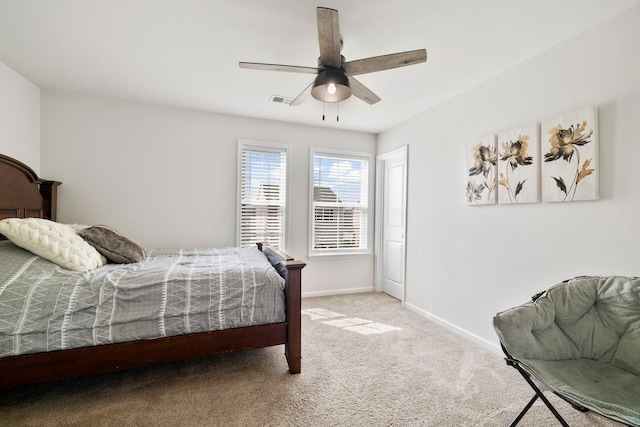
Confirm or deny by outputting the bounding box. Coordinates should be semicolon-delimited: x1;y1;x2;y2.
240;7;426;113
311;67;351;102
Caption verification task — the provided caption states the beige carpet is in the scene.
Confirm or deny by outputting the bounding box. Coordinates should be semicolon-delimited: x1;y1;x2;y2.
0;293;623;426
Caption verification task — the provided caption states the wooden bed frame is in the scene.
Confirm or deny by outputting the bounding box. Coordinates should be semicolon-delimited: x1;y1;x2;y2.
0;153;305;388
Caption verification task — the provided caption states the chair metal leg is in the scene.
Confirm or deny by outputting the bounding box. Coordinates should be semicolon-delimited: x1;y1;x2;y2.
509;394;538;427
506;357;570;427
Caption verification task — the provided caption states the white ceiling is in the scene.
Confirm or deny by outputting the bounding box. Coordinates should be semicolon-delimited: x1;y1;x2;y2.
1;0;638;134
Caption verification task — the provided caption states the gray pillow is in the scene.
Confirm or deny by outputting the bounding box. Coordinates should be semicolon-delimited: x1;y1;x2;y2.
78;225;145;264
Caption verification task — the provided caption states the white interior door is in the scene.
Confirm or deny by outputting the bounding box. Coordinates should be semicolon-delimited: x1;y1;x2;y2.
377;147;407;301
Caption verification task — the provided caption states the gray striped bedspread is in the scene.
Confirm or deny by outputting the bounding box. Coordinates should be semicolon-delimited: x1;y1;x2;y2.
0;241;285;357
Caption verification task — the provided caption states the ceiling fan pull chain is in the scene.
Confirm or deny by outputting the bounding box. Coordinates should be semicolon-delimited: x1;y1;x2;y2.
322;101;325;121
337;101;339;122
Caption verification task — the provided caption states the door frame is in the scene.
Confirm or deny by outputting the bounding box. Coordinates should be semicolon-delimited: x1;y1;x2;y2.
374;145;408;303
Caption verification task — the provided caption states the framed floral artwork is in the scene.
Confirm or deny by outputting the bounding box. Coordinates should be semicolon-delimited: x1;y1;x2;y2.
465;134;497;205
497;122;540;204
541;106;598;202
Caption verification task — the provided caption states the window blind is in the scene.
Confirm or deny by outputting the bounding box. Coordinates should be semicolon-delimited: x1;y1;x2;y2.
312;153;368;252
239;145;287;250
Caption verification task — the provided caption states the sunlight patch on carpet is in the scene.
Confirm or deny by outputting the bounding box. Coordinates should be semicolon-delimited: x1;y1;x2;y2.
344;322;402;335
301;308;345;320
322;317;371;327
303;309;401;335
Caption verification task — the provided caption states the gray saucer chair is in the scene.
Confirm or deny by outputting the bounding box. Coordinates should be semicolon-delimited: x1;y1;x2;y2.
493;276;640;427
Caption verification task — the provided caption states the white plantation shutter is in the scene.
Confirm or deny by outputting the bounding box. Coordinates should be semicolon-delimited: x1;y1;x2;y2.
238;142;288;250
311;149;371;255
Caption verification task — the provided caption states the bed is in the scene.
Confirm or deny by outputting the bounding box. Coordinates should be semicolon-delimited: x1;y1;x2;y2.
0;153;305;389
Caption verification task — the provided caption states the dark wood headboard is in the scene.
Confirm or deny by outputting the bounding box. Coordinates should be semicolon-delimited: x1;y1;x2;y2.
0;154;61;223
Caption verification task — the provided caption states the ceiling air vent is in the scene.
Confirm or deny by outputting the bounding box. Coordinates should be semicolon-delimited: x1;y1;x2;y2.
270;95;294;105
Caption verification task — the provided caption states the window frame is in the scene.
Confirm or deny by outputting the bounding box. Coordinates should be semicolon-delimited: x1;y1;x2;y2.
308;147;374;258
236;139;290;252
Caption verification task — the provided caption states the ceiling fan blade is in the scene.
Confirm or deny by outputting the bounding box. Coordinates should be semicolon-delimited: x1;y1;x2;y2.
317;7;342;68
348;76;381;105
289;81;313;106
343;49;427;76
239;62;318;74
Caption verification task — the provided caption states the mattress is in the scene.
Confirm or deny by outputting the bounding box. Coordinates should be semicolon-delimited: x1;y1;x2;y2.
0;241;285;357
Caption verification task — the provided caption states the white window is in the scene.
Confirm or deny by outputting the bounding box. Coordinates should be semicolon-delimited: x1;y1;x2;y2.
237;140;289;250
309;147;373;256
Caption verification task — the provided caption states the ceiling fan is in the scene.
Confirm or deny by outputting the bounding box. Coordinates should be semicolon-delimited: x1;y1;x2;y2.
239;7;427;106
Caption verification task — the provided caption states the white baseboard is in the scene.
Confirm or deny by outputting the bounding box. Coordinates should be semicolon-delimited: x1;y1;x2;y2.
302;286;374;298
404;301;502;355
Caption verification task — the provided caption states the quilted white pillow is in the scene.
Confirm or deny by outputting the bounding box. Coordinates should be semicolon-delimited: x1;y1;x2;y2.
0;218;106;271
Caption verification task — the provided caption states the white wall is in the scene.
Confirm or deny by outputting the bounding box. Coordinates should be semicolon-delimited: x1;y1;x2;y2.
0;61;40;171
377;7;640;350
40;92;376;296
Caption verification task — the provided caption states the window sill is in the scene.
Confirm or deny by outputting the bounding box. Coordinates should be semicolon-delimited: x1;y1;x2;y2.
307;252;373;260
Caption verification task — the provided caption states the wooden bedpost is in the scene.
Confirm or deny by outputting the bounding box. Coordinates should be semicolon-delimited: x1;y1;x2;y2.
256;243;306;374
284;259;305;374
39;180;62;221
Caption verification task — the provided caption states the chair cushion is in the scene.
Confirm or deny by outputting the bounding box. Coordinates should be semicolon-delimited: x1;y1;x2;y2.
493;276;640;367
522;358;640;425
